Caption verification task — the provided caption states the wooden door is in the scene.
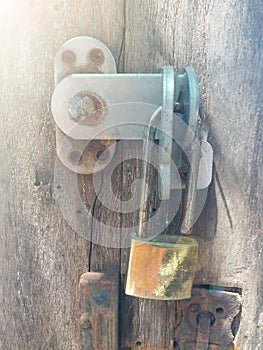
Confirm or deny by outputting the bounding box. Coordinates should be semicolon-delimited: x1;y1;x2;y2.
0;1;262;349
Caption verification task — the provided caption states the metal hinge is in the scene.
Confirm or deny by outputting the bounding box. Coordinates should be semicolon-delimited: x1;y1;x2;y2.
51;36;213;200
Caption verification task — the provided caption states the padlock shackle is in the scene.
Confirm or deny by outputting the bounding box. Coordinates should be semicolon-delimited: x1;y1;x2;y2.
138;107;202;237
181;126;202;234
138;106;162;238
138;68;203;237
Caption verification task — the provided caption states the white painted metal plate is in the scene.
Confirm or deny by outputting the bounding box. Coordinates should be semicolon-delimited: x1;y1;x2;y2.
198;141;213;189
54;36;117;85
170;140;213;190
52;74;163;140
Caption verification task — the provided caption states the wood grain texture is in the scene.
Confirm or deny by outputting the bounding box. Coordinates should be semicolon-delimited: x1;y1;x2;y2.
0;0;262;349
124;0;263;349
0;1;124;349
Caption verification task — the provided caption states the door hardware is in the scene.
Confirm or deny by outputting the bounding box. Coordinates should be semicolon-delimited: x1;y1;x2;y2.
51;36;213;200
51;36;215;347
125;94;200;300
174;286;242;349
79;272;118;350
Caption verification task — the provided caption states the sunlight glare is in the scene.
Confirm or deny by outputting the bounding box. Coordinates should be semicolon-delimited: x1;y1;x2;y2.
0;0;16;12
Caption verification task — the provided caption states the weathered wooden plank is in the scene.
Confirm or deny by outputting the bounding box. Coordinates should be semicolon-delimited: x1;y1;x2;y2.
0;1;124;349
1;0;262;349
124;0;263;349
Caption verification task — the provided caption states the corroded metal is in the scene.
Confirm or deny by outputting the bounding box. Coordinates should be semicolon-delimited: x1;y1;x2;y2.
125;235;198;300
138;106;161;238
175;287;242;349
79;272;118;350
54;36;117;85
88;48;105;66
68;90;107;124
53;36;117;175
56;128;116;174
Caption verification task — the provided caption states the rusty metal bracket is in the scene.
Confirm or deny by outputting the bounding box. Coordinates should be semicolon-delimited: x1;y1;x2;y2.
52;36;117;175
51;36;213;200
174;287;242;349
79;272;118;350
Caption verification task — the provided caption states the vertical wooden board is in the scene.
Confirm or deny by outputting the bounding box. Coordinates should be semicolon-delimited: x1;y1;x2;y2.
89;143;123;273
0;1;124;349
125;0;263;349
194;1;263;347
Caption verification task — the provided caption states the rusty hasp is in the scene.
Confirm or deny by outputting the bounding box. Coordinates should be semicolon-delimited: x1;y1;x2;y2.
174;287;242;349
52;37;213;195
79;272;118;350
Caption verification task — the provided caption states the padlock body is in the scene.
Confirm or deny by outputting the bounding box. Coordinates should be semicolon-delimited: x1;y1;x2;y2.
125;235;198;300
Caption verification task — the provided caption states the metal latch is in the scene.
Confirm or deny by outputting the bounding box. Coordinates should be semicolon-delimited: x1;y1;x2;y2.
174;286;242;349
51;36;213;200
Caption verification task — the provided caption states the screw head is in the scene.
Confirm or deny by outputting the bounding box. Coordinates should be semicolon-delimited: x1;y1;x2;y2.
68;91;106;124
88;48;105;66
62;49;76;64
69;150;82;163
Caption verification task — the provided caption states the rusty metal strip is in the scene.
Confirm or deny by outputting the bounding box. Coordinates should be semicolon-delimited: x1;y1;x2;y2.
79;272;118;350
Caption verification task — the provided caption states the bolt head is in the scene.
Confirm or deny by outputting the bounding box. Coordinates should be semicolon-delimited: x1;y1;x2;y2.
62;50;76;64
88;48;105;66
68;91;106;124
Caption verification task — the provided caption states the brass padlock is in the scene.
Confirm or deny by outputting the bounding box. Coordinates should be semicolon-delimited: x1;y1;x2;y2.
125;69;201;300
126;235;198;300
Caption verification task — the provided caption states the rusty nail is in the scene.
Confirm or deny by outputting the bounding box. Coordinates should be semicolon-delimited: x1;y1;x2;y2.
88;48;105;66
62;49;76;64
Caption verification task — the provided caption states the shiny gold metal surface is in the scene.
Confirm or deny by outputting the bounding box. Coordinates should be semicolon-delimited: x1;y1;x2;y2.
125;235;198;300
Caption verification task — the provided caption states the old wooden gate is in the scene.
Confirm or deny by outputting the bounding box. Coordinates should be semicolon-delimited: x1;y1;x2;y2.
0;1;262;349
